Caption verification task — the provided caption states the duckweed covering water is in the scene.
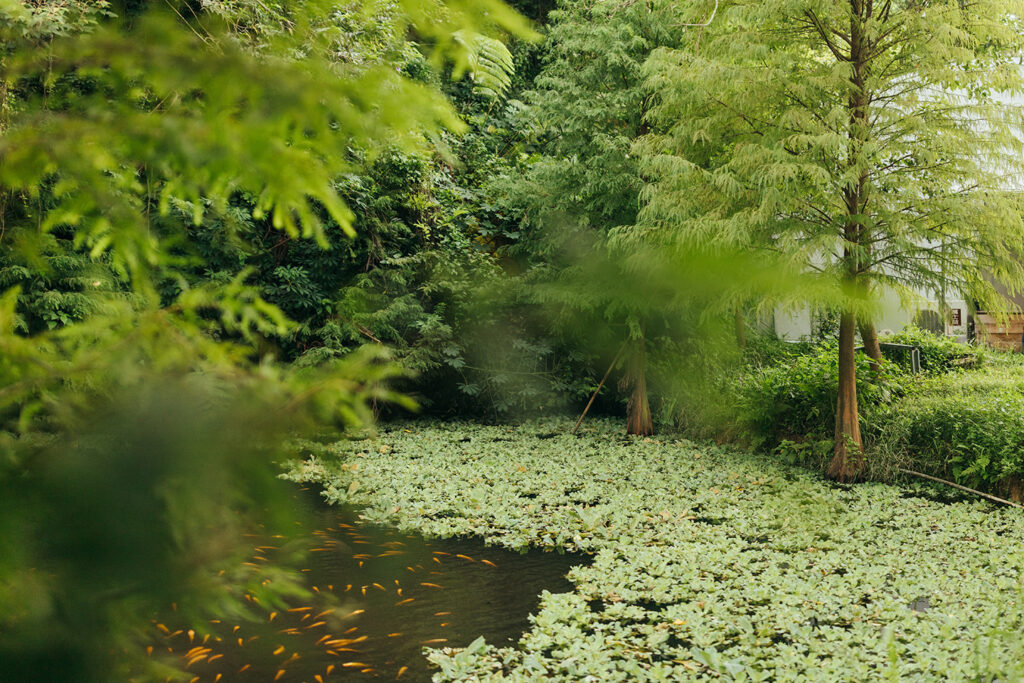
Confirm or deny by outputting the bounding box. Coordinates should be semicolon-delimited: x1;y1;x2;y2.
288;420;1024;681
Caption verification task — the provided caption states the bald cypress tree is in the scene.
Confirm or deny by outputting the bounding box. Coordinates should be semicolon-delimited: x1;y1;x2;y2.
510;0;680;434
640;0;1024;478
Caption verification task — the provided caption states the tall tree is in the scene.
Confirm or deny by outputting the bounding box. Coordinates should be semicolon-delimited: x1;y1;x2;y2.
505;0;681;434
641;0;1024;479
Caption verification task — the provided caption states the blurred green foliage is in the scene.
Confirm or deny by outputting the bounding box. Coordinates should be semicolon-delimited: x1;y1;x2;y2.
0;0;531;679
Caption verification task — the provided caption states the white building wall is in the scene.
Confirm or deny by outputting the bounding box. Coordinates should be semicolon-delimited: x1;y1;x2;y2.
773;285;969;342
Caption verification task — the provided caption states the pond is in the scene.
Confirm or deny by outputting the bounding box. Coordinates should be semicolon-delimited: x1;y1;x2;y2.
142;486;585;682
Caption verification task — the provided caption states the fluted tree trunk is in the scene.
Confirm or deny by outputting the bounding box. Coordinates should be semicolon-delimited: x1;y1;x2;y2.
734;305;747;349
828;309;864;481
624;334;653;436
826;6;870;482
859;318;882;373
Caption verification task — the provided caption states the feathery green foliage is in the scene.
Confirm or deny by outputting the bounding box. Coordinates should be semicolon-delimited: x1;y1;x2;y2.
497;0;686;433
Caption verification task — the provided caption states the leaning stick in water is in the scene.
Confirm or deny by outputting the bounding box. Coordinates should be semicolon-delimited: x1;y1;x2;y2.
572;343;626;435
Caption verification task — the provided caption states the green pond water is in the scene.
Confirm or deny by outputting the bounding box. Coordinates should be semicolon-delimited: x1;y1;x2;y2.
143;487;584;682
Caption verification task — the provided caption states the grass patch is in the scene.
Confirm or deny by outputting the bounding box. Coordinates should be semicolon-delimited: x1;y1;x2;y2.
286;419;1024;681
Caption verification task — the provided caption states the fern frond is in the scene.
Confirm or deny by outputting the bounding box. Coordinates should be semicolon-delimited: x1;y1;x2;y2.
452;30;514;99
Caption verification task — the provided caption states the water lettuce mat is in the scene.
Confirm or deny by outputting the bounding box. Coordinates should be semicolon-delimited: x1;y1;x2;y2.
287;420;1024;681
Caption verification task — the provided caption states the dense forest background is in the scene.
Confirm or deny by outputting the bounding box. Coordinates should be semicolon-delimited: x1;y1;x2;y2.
0;0;638;424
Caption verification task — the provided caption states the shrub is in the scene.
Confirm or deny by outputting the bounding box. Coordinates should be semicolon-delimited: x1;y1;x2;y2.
881;325;981;374
871;367;1024;494
738;341;906;457
741;333;813;369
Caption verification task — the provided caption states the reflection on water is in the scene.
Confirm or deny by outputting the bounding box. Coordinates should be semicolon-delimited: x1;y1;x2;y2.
141;487;584;681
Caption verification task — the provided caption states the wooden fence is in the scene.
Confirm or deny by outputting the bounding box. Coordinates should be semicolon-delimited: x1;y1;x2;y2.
975;312;1024;351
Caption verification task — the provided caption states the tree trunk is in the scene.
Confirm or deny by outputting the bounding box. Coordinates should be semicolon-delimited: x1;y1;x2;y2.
827;310;865;481
625;335;653;436
827;2;870;482
859;318;882;373
734;305;747;349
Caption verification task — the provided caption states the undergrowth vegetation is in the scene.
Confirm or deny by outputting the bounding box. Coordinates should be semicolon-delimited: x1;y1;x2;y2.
872;358;1024;495
738;340;904;454
288;420;1024;681
881;327;983;373
737;329;1024;496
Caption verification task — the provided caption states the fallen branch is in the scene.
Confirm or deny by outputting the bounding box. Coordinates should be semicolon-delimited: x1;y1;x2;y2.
357;325;383;345
571;343;626;435
898;468;1023;509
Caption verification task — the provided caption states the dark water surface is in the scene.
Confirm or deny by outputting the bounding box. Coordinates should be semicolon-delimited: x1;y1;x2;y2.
143;487;584;682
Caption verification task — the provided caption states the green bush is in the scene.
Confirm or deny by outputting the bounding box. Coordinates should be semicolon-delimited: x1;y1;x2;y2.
738;341;906;457
882;325;981;374
741;333;813;369
871;367;1024;493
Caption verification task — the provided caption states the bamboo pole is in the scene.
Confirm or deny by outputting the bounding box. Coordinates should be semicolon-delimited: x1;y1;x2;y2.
898;468;1023;509
571;343;626;435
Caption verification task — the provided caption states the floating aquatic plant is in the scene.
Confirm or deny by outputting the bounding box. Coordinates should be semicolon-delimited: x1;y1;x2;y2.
289;419;1024;681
